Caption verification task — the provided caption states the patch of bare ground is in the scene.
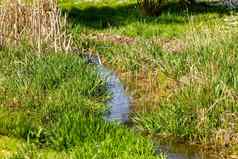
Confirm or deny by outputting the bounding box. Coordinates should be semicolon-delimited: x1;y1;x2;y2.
5;98;22;109
178;70;208;86
92;33;136;45
0;74;5;86
151;37;187;53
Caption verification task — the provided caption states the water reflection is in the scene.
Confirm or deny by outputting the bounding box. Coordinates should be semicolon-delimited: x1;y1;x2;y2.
157;142;221;159
98;65;130;123
85;53;130;123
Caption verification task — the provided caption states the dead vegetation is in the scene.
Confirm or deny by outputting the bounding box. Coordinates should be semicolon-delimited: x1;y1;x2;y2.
93;33;135;45
0;0;72;53
151;37;187;53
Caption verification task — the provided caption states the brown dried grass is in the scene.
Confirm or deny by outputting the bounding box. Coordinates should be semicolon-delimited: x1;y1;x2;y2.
0;0;72;53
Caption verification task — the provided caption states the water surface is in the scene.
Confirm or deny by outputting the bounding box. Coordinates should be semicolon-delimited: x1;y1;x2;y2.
97;65;130;123
157;142;221;159
85;54;130;123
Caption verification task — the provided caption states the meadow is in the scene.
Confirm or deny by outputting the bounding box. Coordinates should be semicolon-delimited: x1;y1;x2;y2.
0;1;164;158
60;0;238;156
1;0;238;158
0;48;163;159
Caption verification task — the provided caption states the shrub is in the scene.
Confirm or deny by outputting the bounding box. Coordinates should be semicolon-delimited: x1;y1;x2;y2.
137;0;164;16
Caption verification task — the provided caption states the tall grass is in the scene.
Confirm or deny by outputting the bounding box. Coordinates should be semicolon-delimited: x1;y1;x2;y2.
0;1;165;158
63;0;238;153
0;48;163;159
133;14;238;148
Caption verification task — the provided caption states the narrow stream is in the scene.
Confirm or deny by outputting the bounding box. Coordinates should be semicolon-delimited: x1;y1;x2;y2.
98;65;130;123
85;53;129;123
85;54;219;159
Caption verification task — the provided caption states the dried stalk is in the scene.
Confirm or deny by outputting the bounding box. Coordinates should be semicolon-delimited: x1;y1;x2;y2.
0;0;72;53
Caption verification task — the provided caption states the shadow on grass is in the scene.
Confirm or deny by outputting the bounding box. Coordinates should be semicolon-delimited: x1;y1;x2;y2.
63;2;237;29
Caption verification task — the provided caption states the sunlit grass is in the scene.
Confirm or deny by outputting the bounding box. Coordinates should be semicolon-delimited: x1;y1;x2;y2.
60;0;238;154
1;0;238;157
0;48;163;159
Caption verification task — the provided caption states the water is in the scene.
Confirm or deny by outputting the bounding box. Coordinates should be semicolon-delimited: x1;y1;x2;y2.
85;53;130;123
157;142;221;159
84;53;220;159
97;65;130;123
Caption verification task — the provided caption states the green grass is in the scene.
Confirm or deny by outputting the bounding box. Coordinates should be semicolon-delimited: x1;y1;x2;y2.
0;48;163;159
133;23;238;143
61;0;189;38
59;0;238;154
2;0;238;157
61;0;229;38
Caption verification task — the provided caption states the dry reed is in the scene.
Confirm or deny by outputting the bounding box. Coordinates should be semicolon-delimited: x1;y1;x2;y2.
0;0;72;53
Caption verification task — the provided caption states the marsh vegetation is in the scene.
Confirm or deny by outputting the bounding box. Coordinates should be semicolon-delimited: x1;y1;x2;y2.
61;0;238;157
1;0;238;158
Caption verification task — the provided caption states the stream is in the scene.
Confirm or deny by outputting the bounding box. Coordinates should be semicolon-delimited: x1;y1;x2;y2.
98;65;130;123
85;54;220;159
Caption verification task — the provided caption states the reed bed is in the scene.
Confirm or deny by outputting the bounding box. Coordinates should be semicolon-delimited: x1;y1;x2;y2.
0;0;72;53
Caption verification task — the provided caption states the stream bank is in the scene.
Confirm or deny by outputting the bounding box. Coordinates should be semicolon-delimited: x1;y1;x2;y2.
86;54;225;159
